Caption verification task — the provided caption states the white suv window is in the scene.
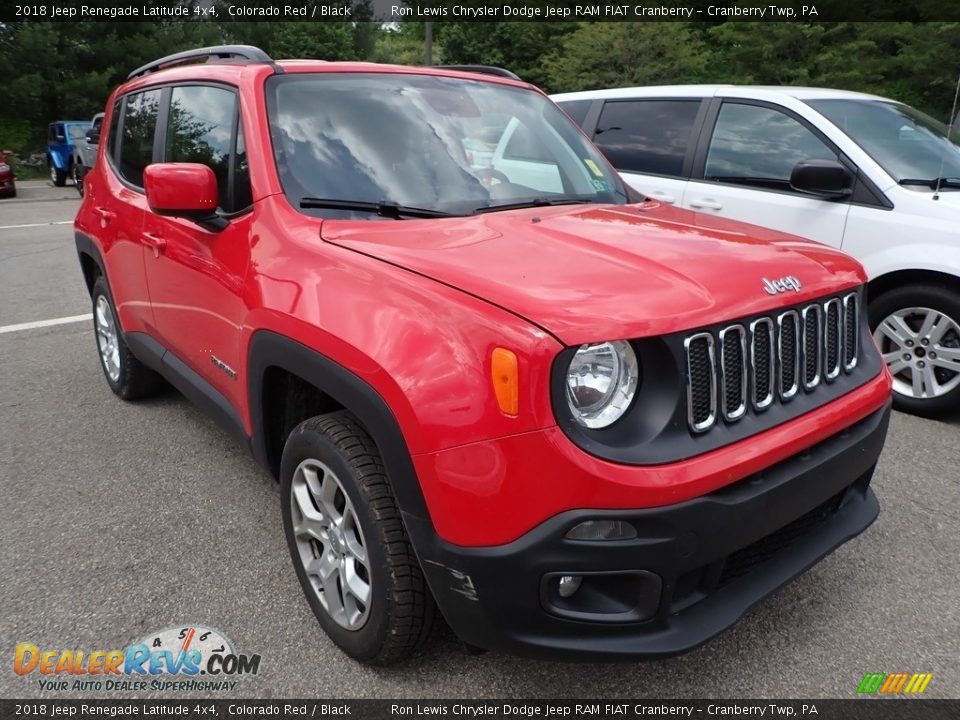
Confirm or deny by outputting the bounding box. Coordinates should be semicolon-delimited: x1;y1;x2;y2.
594;100;701;178
705;103;838;192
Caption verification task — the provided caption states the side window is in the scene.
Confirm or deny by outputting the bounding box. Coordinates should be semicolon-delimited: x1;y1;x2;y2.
165;85;251;214
557;100;592;129
119;89;161;187
593;100;701;177
705;103;838;191
107;99;122;161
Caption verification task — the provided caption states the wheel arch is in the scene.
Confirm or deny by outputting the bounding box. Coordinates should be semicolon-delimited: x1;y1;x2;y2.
247;330;432;524
75;231;105;297
867;268;960;306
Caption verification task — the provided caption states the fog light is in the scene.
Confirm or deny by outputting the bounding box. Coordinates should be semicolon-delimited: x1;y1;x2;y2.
566;520;637;541
558;575;582;598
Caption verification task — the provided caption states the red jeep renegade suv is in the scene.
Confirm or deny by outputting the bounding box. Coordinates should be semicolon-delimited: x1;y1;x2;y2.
75;46;892;664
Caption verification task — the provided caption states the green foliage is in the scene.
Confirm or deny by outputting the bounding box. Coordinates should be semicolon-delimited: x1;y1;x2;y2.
1;16;958;155
0;118;32;153
372;28;431;66
436;22;578;88
542;22;711;93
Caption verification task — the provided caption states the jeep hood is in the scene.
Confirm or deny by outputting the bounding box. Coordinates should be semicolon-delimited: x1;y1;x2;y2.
320;202;865;346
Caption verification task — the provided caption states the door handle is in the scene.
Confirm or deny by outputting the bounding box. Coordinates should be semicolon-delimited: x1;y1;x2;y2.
688;198;723;211
93;207;116;225
647;191;676;204
140;232;167;257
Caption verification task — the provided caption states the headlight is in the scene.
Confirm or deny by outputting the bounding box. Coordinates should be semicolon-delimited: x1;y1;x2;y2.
0;164;9;172
565;340;639;428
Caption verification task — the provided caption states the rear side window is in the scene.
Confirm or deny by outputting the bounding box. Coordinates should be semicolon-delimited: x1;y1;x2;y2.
119;89;161;187
557;100;592;129
593;100;701;178
705;102;838;191
164;85;252;214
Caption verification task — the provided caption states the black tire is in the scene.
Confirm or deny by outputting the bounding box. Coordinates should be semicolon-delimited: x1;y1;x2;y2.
50;164;67;187
91;276;164;400
73;162;85;196
280;411;436;665
869;283;960;417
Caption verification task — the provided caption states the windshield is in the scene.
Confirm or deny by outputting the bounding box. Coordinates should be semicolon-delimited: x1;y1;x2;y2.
266;73;627;218
807;98;960;188
67;125;89;141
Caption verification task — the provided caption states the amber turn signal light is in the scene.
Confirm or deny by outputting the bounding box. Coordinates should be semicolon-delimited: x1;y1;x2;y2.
491;348;519;416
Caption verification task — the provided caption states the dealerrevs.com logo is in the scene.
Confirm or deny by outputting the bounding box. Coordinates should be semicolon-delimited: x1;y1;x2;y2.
13;624;261;692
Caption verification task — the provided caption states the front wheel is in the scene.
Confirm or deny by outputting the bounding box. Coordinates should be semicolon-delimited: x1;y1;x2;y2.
870;283;960;417
280;412;436;665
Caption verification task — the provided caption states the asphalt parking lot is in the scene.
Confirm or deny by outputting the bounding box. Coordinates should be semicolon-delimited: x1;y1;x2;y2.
1;181;958;700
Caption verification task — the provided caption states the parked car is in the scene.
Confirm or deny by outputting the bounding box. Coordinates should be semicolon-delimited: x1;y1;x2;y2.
0;150;15;198
47;119;91;186
553;85;960;416
76;46;892;665
72;112;104;196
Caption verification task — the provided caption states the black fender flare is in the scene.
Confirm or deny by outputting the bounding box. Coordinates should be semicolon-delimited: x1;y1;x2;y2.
247;330;433;525
75;231;105;296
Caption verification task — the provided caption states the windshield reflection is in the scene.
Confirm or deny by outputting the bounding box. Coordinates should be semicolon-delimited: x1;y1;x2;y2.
267;73;626;218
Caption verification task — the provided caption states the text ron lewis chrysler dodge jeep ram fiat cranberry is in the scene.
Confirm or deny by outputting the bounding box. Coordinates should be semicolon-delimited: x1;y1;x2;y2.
74;46;892;665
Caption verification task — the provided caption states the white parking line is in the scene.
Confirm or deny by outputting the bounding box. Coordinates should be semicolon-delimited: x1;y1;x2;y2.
0;314;91;334
0;221;73;230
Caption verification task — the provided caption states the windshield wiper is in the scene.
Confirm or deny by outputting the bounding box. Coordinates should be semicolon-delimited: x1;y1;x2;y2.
473;197;596;214
299;198;459;219
898;177;960;189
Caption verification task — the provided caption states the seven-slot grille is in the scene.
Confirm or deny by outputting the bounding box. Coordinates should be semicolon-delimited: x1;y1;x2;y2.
685;293;860;433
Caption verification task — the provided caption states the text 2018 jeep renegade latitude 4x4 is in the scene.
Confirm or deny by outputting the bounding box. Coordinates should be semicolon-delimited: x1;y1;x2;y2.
75;46;892;664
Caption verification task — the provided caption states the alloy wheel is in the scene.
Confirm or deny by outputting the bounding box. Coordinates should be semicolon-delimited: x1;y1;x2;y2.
873;306;960;399
94;295;121;383
290;458;372;631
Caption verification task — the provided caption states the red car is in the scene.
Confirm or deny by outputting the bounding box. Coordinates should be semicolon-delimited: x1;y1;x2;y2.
75;46;892;664
0;150;15;197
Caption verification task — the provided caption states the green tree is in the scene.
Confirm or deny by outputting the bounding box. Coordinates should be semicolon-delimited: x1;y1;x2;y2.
436;21;577;88
542;22;712;93
0;18;221;151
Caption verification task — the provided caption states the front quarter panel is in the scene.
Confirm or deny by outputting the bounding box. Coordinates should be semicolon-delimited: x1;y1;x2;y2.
245;200;563;456
844;192;960;282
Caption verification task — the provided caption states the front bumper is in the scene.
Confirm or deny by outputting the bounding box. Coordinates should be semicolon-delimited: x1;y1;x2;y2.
406;401;890;659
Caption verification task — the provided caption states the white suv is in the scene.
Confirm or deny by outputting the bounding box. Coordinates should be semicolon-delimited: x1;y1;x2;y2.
553;85;960;416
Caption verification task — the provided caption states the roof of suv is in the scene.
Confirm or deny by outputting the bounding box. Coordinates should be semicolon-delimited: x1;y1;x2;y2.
118;45;529;97
551;84;890;103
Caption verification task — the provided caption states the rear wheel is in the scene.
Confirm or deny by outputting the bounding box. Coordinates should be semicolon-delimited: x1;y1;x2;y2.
50;163;67;187
870;283;960;417
91;276;163;400
73;162;86;196
280;412;436;665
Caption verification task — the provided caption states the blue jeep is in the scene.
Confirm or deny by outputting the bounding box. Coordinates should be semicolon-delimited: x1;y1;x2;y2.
47;120;91;186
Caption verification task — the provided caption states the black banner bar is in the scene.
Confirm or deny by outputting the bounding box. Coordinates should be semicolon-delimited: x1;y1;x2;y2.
3;0;960;24
2;700;959;720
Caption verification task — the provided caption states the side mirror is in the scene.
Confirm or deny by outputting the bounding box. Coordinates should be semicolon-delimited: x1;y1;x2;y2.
790;160;854;199
86;129;100;144
144;163;225;229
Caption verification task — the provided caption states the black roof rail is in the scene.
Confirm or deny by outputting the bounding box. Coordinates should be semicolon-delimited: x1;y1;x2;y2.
433;65;520;81
127;45;274;80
